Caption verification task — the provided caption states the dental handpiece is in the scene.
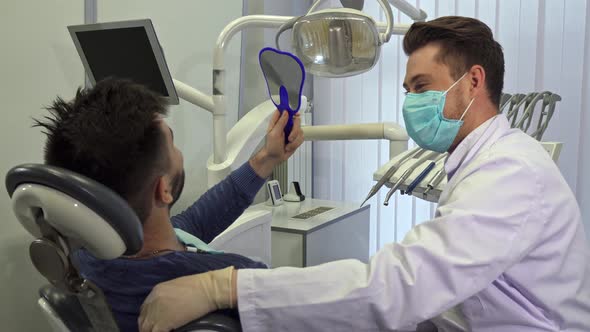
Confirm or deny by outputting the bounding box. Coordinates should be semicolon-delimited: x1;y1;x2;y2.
423;167;447;197
405;161;436;195
383;168;412;206
360;147;422;207
383;150;439;206
421;154;448;195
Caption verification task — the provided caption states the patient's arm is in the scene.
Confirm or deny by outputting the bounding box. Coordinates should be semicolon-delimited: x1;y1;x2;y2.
171;162;265;243
172;111;304;242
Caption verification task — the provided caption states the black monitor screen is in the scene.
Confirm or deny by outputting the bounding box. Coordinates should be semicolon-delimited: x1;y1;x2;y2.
75;27;168;96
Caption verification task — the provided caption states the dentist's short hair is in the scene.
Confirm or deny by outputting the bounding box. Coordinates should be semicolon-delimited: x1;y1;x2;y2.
403;16;505;107
34;78;170;223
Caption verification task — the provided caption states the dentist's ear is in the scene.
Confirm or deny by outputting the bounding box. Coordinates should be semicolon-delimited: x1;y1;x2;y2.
469;65;486;98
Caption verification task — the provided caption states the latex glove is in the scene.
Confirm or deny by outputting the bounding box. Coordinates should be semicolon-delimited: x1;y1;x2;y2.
138;266;235;332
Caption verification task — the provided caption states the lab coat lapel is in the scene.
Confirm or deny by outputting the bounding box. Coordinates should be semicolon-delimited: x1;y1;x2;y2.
438;115;510;206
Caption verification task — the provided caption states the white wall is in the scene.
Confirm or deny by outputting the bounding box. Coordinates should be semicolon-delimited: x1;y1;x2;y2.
0;1;84;330
314;0;590;249
0;1;243;330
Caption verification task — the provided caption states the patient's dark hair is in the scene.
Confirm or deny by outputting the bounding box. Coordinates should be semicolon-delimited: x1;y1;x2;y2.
34;78;169;223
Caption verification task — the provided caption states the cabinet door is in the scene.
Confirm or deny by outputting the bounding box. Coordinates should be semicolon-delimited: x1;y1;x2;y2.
271;231;304;267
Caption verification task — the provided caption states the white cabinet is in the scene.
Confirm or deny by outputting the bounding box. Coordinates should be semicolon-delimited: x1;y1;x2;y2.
248;199;371;268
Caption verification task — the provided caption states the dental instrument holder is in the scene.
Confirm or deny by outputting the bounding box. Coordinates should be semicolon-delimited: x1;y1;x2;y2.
380;150;443;205
259;47;306;143
361;147;422;207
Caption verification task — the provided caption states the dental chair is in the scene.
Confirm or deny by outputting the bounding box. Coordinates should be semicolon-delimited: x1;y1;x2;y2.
5;163;242;332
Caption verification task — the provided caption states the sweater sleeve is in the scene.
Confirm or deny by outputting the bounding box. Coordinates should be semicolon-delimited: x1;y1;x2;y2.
171;162;266;243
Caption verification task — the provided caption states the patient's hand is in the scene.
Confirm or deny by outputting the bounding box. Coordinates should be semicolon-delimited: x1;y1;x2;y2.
138;266;235;332
250;110;305;178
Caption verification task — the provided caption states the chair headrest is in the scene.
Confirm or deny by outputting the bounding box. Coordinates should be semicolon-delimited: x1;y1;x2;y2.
6;164;143;258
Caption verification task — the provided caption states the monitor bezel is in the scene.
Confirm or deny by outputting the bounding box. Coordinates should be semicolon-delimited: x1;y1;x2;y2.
68;19;179;105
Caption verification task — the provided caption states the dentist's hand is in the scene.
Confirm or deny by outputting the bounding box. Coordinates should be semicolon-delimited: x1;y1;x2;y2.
250;110;304;178
138;267;236;332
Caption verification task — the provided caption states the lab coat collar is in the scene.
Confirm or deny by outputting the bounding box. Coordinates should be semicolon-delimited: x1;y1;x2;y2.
444;113;509;180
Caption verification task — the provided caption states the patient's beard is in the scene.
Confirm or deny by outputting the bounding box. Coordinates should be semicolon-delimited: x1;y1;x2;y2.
169;169;185;209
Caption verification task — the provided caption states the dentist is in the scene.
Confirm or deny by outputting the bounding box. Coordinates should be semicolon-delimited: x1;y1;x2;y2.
139;16;590;332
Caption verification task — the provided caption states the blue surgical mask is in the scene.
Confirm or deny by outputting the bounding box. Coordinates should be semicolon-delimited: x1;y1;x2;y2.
402;73;475;153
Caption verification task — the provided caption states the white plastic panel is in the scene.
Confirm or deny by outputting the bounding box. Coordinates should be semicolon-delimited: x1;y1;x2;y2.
210;210;272;267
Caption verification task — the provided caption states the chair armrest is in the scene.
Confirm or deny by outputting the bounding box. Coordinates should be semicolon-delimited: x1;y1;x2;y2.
173;309;242;332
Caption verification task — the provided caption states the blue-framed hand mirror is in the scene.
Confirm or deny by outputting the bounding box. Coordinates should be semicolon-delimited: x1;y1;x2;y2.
259;47;306;142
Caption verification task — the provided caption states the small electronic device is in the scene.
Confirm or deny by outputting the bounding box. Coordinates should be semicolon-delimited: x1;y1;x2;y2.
284;181;306;202
68;19;179;104
266;180;283;206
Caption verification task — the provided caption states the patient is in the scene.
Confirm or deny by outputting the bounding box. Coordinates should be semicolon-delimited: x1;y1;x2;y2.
34;78;304;331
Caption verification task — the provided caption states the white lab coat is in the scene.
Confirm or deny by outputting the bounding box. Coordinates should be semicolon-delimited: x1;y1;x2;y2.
236;114;590;331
